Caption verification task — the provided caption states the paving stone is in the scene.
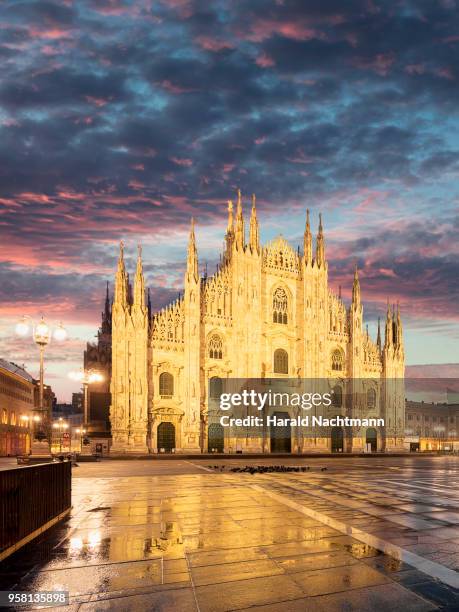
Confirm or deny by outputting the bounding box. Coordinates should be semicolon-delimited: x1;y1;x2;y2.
309;582;438;612
195;574;305;611
277;550;359;572
79;586;197;611
289;563;390;596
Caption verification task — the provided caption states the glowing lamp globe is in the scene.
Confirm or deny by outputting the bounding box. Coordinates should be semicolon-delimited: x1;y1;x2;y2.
53;323;68;342
15;317;30;337
34;318;50;344
89;372;104;384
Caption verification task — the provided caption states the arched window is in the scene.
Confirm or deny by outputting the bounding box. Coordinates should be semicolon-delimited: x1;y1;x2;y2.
159;372;174;398
208;334;223;359
332;385;342;408
273;287;288;324
367;388;376;409
274;349;288;374
331;349;344;371
209;376;223;399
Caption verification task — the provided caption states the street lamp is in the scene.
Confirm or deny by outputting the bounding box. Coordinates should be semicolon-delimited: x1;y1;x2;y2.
69;368;104;455
16;315;68;456
75;427;87;453
52;418;69;453
69;369;104;427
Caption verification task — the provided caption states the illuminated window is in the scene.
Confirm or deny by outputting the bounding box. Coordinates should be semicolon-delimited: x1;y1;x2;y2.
274;349;288;374
331;349;344;371
10;411;16;426
159;372;174;398
208;335;223;360
1;409;7;424
273;287;288;324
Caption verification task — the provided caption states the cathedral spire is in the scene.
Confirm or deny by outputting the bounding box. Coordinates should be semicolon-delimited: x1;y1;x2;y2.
352;265;361;306
101;281;111;334
315;213;325;268
376;317;381;350
384;299;393;348
227;199;234;233
304;209;312;265
114;241;127;308
395;302;403;348
249;193;260;253
186;217;199;283
234;189;245;250
105;281;110;315
225;200;234;259
133;244;145;309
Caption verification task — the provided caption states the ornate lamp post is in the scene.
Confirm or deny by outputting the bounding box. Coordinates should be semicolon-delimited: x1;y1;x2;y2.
16;316;68;457
69;369;103;455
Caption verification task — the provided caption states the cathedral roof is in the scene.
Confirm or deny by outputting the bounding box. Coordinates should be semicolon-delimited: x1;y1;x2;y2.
262;235;300;273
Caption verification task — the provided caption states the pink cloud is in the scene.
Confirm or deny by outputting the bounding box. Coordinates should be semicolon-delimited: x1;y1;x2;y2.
159;80;197;94
171;157;193;167
286;149;318;165
195;36;234;52
247;19;325;42
256;53;275;68
128;179;146;190
29;28;72;40
164;0;193;19
436;67;455;80
353;189;390;213
85;96;110;107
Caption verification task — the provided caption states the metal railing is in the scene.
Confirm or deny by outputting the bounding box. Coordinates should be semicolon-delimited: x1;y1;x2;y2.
0;461;71;559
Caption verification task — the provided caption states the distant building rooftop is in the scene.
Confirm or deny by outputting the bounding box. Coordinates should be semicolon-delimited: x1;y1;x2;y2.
0;358;34;383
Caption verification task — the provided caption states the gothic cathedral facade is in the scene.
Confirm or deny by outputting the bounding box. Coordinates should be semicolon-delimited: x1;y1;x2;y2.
109;192;405;454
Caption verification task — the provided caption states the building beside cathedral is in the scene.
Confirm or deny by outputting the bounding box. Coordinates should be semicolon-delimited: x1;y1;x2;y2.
83;283;113;453
109;192;405;454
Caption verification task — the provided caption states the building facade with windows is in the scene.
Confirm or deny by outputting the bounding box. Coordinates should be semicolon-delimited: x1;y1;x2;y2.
109;193;405;453
405;401;459;451
0;359;35;456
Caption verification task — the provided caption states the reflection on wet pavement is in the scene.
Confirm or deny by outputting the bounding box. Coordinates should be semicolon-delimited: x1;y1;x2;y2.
0;457;458;610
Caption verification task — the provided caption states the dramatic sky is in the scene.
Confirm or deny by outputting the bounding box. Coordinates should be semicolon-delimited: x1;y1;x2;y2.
0;0;458;401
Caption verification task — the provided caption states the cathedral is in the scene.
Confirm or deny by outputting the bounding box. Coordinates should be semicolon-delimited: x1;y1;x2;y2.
109;192;405;454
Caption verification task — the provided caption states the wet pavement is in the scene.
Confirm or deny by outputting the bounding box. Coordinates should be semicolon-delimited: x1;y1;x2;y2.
1;456;459;611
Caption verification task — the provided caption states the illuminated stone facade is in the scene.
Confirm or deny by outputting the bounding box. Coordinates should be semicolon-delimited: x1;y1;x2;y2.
109;193;405;453
0;359;35;456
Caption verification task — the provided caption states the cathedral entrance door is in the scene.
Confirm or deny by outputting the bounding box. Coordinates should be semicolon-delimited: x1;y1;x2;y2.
157;422;175;452
270;412;292;453
208;423;224;453
366;428;377;452
331;426;344;452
